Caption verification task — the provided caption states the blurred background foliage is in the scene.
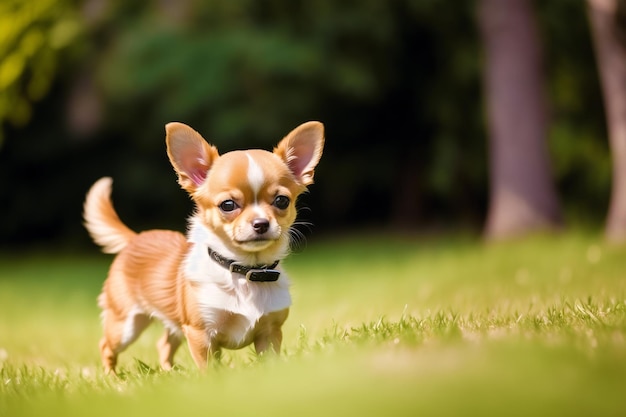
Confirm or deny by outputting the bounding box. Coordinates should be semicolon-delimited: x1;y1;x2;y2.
0;0;81;139
0;0;613;248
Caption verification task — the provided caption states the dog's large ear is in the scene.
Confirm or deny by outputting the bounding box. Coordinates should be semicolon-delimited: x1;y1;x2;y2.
274;121;325;187
166;122;219;193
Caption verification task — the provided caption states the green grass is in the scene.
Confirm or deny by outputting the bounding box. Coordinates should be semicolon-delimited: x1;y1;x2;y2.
1;231;625;416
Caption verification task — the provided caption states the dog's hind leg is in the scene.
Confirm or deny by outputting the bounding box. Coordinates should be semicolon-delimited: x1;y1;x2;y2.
100;308;151;374
157;329;182;371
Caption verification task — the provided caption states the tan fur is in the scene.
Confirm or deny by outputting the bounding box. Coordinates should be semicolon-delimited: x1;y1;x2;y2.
83;177;136;254
85;121;324;374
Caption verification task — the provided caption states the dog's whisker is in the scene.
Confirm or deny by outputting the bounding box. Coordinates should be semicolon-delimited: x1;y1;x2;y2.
288;221;314;252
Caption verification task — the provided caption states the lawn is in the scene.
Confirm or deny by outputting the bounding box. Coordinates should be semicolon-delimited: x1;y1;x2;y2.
1;231;625;416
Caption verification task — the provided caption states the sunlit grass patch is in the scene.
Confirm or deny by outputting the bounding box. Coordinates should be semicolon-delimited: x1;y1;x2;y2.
0;231;625;416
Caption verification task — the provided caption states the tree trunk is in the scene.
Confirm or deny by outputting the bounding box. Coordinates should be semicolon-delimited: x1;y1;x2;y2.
478;0;562;240
587;0;626;243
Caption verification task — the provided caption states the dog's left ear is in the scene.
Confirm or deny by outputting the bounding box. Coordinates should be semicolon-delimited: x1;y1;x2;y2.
274;121;325;186
166;122;219;194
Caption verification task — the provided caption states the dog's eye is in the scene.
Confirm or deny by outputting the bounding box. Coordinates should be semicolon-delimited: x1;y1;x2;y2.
273;195;290;210
219;200;238;212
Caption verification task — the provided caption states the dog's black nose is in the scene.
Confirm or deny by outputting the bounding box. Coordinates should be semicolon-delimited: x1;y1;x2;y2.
252;218;270;234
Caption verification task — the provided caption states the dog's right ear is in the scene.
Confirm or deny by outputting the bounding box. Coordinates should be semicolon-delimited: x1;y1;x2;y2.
166;122;219;194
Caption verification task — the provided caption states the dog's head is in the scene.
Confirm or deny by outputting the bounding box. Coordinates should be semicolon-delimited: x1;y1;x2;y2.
166;121;324;261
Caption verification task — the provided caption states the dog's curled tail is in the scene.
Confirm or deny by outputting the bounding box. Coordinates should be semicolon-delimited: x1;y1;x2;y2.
83;177;136;254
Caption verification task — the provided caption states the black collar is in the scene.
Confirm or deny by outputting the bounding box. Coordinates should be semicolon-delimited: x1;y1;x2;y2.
207;247;281;282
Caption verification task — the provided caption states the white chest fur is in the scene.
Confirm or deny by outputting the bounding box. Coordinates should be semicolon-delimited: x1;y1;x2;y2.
183;221;292;347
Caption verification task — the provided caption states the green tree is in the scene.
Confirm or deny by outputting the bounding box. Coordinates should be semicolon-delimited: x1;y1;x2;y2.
478;0;562;239
0;0;82;143
587;0;626;243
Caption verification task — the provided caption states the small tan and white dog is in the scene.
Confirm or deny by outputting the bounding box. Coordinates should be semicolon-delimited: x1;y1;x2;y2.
83;121;324;374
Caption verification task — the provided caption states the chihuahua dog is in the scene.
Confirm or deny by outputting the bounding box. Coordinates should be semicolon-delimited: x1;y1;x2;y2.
84;121;324;374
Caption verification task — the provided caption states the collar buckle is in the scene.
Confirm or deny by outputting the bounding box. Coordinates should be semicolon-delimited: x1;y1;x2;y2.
246;269;281;282
226;259;281;282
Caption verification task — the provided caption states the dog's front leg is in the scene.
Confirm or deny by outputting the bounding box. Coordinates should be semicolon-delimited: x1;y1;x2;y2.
254;309;289;355
183;324;217;369
254;328;283;355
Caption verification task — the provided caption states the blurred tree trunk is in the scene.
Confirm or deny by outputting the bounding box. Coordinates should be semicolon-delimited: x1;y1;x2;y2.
587;0;626;243
478;0;562;240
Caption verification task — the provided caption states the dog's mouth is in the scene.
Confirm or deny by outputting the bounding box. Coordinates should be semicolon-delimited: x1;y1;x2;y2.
231;224;284;252
235;238;276;252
